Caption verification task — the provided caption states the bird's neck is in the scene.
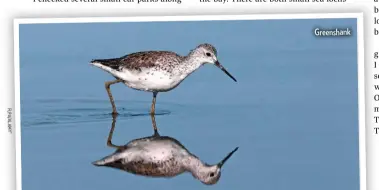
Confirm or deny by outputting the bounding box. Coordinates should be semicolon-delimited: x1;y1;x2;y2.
182;155;208;180
175;53;205;78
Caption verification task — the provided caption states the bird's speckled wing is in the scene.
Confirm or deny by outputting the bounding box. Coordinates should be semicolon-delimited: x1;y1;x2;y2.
93;142;185;177
118;156;183;177
91;51;183;72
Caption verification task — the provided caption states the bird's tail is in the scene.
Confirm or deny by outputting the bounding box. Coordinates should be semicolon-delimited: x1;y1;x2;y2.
92;150;132;167
92;154;120;167
90;58;117;64
90;58;121;70
89;57;123;77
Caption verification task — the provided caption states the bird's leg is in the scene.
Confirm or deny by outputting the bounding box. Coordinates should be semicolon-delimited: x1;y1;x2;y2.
150;113;159;136
150;92;158;115
107;114;123;149
105;79;122;115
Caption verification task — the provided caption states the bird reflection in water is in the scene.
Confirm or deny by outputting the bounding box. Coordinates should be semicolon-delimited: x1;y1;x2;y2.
92;114;239;185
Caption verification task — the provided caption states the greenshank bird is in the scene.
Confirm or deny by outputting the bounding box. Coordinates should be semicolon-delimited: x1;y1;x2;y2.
90;43;237;115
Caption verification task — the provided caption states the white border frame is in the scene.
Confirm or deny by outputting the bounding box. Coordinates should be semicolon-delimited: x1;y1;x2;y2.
13;13;366;190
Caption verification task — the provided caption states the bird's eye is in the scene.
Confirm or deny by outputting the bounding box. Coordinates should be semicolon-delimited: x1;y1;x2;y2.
209;172;214;177
206;52;211;57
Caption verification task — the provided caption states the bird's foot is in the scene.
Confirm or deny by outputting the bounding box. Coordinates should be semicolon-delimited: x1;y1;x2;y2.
112;111;119;117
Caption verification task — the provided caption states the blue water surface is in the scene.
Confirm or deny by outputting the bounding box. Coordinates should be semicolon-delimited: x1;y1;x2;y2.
20;18;360;190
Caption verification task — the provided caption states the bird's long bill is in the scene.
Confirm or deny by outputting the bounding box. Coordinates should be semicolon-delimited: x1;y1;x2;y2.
217;147;239;168
215;61;237;82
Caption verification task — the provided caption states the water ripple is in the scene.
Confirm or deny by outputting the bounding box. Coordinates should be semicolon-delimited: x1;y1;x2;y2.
21;98;176;128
